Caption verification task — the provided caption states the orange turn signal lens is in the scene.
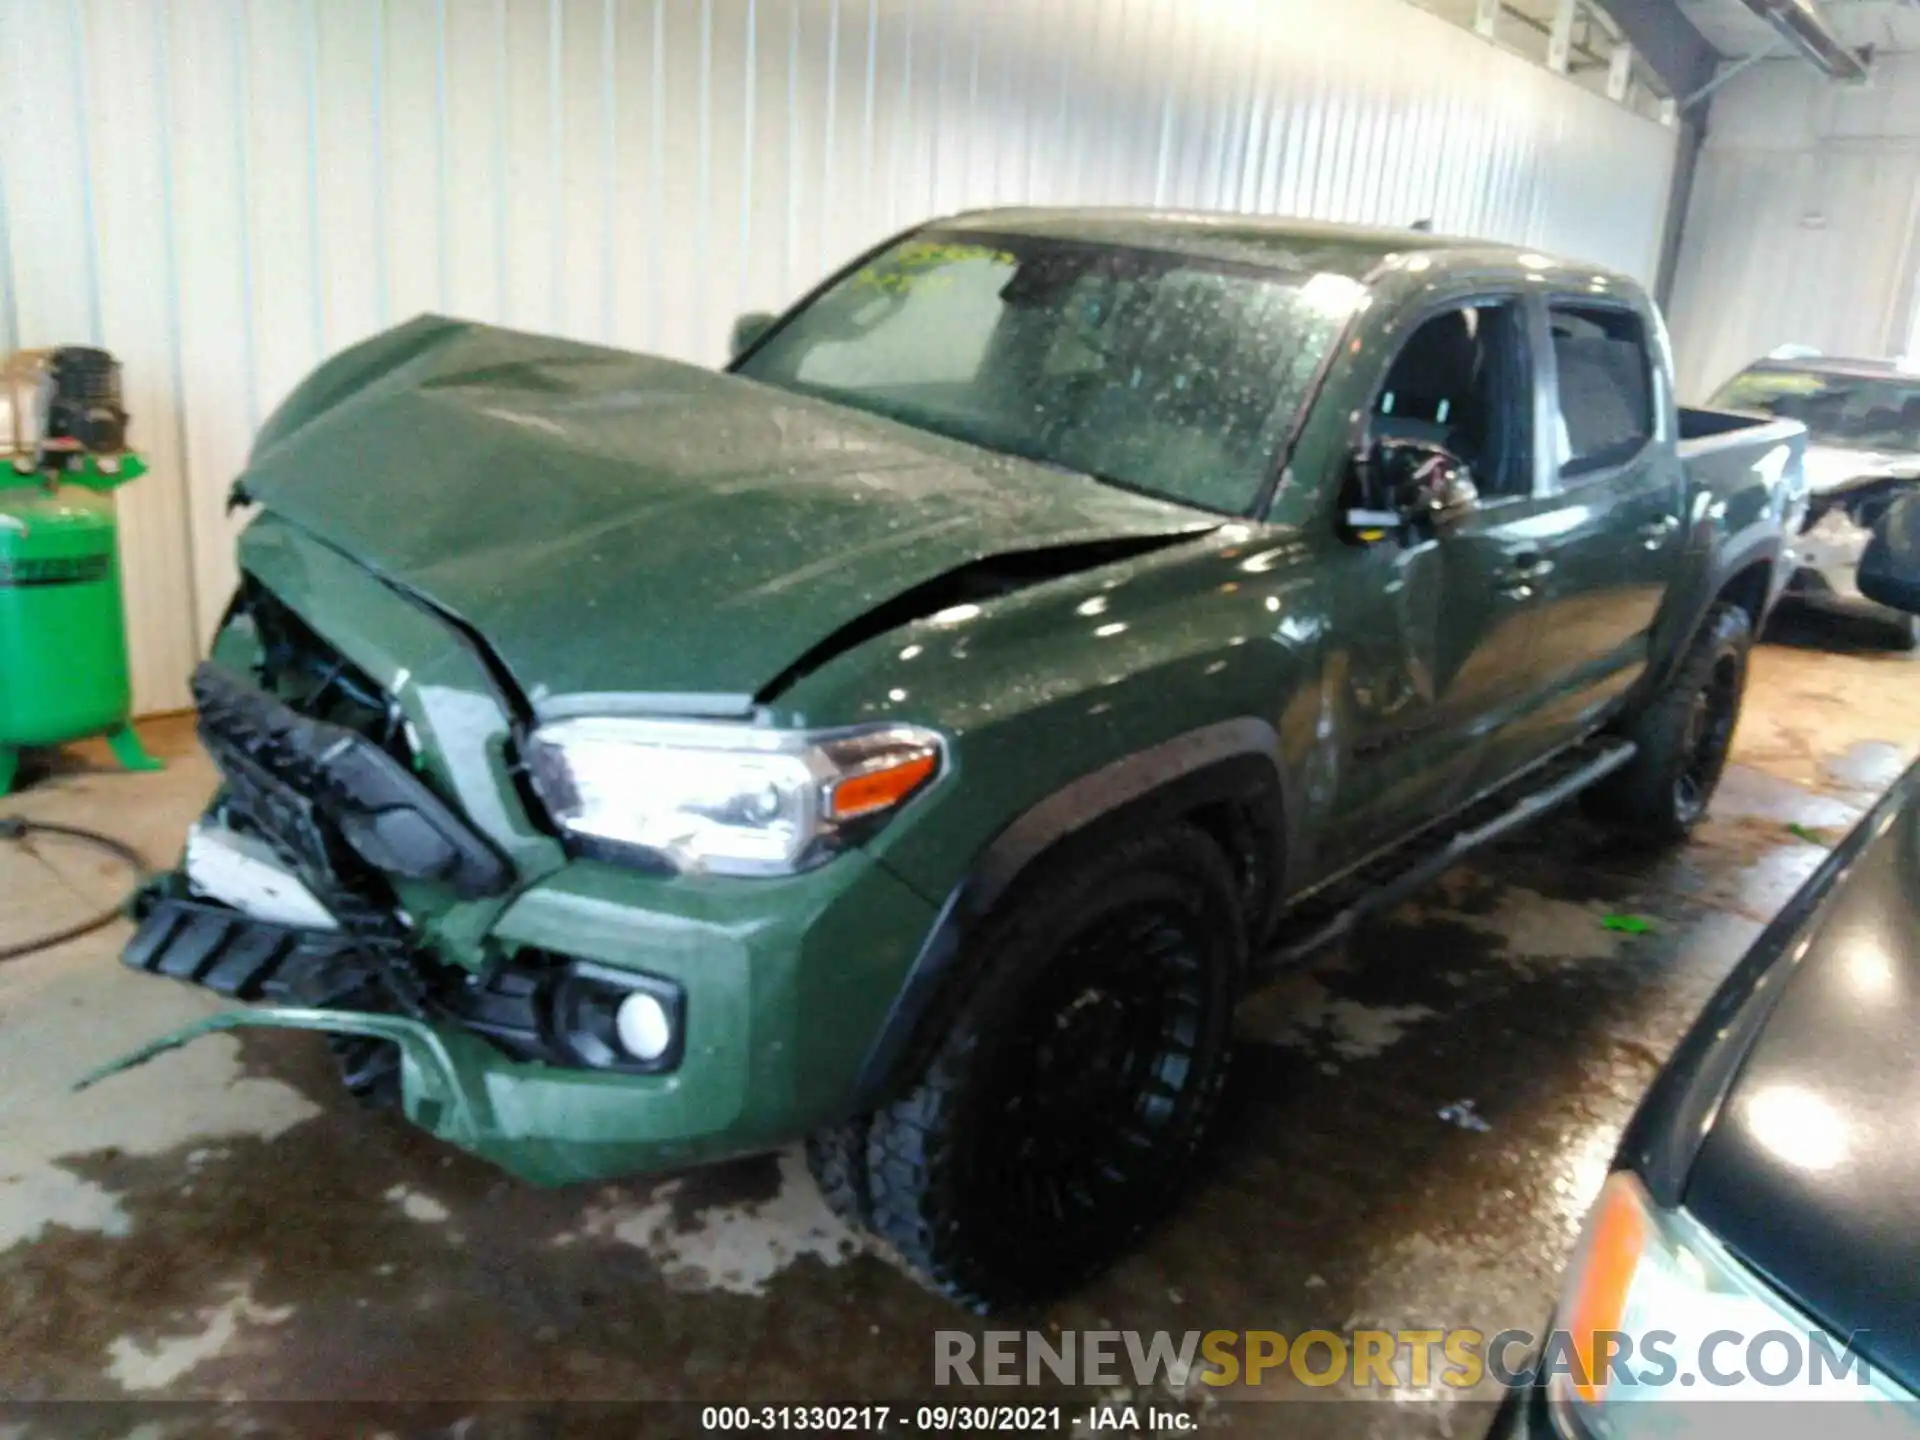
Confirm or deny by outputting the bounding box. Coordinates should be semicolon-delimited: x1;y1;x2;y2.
828;751;939;821
1562;1171;1652;1405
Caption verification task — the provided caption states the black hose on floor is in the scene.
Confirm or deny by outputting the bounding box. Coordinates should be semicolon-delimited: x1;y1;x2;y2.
0;816;150;963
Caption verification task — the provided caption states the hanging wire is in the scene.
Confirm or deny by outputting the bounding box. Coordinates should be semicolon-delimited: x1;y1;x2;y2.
0;817;149;963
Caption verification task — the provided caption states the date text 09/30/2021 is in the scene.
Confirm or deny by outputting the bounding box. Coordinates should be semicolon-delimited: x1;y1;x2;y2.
699;1405;1194;1433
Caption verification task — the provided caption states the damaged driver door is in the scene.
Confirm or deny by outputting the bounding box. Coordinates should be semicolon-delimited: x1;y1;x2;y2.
1328;295;1547;868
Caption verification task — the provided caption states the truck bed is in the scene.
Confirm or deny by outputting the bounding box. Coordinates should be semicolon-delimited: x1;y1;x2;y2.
1676;404;1804;457
1676;405;1806;527
1658;406;1807;651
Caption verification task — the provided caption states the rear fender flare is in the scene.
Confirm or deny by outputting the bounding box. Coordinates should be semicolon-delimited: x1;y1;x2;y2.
1644;532;1781;699
848;719;1292;1111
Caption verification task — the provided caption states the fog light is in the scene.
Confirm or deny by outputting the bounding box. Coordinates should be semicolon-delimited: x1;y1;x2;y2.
614;991;673;1062
543;959;685;1073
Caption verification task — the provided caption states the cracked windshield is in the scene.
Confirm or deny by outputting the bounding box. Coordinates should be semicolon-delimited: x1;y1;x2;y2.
736;232;1364;515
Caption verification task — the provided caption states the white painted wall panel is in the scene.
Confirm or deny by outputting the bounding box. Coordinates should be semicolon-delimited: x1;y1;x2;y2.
81;0;201;710
314;0;388;355
0;0;1676;713
1667;53;1920;402
160;0;265;646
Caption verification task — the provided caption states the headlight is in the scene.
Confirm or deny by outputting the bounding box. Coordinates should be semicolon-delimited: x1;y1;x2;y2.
1550;1172;1912;1435
524;717;943;875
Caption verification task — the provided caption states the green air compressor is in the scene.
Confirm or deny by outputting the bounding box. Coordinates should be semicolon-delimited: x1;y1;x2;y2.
0;347;161;795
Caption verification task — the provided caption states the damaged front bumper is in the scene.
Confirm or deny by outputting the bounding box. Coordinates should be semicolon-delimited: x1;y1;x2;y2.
95;523;941;1186
99;837;939;1186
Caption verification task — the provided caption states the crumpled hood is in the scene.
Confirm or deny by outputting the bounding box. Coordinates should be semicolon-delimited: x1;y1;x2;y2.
1802;442;1920;495
238;316;1215;708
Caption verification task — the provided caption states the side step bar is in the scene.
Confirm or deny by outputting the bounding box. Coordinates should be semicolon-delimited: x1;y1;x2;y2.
1260;737;1637;971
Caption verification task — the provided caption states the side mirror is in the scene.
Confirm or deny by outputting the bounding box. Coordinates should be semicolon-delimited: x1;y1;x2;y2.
1343;439;1479;541
1859;492;1920;615
1421;464;1481;524
729;310;778;361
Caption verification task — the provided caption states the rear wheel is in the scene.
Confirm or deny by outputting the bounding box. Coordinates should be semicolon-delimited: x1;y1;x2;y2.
1874;609;1920;652
1585;602;1751;842
856;823;1245;1311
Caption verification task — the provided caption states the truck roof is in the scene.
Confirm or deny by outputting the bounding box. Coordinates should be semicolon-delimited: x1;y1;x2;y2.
935;206;1638;291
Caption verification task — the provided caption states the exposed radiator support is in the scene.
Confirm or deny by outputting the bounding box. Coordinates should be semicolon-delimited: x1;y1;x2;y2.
1732;0;1872;82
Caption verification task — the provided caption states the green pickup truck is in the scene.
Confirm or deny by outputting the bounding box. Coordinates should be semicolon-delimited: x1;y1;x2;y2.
105;210;1804;1310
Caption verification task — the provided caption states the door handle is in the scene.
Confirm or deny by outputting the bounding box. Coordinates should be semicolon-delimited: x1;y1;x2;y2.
1511;551;1554;578
1639;515;1680;550
1496;551;1553;598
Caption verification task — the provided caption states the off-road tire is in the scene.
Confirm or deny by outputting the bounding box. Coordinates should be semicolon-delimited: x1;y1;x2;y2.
861;823;1245;1312
805;1118;874;1231
1585;601;1752;843
328;1032;403;1111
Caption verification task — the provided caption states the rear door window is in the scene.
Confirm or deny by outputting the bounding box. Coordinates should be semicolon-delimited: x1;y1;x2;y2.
1549;304;1654;478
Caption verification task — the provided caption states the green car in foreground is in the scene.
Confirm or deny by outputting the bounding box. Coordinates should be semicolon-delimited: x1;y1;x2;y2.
104;210;1803;1310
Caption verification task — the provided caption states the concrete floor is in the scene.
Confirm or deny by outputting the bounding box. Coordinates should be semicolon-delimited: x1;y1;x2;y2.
1;612;1915;1437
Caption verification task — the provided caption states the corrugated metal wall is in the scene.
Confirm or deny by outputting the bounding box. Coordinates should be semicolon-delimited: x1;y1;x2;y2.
1667;53;1920;402
0;0;1678;713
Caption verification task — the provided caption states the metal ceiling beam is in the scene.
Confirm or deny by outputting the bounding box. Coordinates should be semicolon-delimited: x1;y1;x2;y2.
1608;40;1636;97
1732;0;1873;81
1589;0;1721;98
1496;2;1615;71
1548;0;1581;70
1680;36;1781;108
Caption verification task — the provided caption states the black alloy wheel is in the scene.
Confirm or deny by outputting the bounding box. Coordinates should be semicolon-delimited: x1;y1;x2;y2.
1585;600;1752;843
1674;649;1741;826
858;823;1244;1311
967;900;1213;1246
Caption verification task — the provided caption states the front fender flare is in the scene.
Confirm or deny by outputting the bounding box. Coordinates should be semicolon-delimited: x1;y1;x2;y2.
848;718;1292;1111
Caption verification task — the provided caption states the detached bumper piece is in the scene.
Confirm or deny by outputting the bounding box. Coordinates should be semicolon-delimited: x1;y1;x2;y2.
76;1002;491;1152
191;660;510;899
122;891;370;1005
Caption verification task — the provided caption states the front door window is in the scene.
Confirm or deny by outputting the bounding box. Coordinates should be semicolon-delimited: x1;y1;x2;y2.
1374;302;1532;500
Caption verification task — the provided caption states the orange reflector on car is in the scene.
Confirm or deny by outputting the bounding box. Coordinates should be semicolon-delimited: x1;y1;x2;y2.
828;752;939;821
1562;1171;1651;1405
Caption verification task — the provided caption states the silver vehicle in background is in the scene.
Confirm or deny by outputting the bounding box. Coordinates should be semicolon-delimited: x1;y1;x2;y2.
1710;353;1920;648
